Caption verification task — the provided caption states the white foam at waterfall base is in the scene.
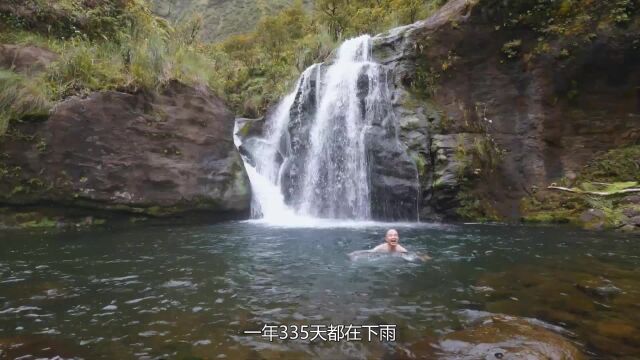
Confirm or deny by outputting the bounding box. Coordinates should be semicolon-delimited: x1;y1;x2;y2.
241;164;315;226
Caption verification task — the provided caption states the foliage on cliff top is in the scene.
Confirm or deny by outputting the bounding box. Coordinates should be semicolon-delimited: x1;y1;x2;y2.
0;0;171;41
0;0;221;134
150;0;314;42
485;0;639;61
0;0;448;129
150;0;446;42
486;0;638;33
209;0;447;116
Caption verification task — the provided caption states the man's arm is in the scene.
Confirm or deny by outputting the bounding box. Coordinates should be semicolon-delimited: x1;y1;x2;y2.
417;252;432;261
348;250;371;260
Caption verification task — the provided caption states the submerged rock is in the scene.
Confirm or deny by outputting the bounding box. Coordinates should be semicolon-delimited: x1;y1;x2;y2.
399;313;584;360
435;314;584;360
575;279;622;300
476;259;640;357
0;335;90;359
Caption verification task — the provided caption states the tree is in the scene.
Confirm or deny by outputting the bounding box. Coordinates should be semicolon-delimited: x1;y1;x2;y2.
315;0;348;40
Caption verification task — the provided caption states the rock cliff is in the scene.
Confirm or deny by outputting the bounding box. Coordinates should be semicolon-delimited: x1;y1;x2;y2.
0;74;250;226
373;0;640;224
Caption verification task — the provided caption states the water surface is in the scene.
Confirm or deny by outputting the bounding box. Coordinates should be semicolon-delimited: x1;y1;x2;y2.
0;222;639;359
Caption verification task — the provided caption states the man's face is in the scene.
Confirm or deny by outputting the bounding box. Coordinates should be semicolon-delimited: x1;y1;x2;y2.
385;229;399;247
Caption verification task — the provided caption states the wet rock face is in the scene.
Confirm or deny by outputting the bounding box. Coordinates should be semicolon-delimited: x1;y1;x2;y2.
0;81;250;218
362;68;419;220
435;315;584;360
372;0;640;220
365;125;419;220
235;117;265;140
275;62;419;219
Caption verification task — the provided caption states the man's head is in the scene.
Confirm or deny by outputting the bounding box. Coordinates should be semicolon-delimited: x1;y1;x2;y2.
385;229;399;248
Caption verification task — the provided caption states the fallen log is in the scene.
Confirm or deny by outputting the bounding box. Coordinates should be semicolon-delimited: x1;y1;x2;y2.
547;186;640;196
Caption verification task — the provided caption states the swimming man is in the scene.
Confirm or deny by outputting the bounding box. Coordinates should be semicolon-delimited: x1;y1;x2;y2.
349;229;431;261
371;229;407;253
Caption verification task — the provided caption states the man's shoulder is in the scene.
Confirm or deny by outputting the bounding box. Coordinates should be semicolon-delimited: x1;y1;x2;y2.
397;245;408;252
372;244;388;252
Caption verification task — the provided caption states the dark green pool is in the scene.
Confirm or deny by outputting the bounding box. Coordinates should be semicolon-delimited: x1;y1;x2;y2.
0;222;638;359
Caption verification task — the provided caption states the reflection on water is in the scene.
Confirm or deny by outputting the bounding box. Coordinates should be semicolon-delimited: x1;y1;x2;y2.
0;222;638;359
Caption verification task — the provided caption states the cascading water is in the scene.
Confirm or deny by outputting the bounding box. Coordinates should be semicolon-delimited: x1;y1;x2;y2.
234;35;419;223
298;37;374;219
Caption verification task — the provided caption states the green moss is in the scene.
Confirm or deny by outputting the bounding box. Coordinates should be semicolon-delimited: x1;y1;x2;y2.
145;205;184;217
456;187;500;222
35;139;47;152
579;145;640;183
412;152;429;179
453;135;470;179
520;195;582;224
411;65;441;98
129;216;149;223
522;210;575;224
520;145;640;229
10;185;25;196
19;217;57;229
579;181;638;194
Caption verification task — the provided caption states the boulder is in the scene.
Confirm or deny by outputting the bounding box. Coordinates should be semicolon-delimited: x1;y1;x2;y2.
578;209;606;230
621;206;640;218
0;44;58;74
0;81;250;219
621;195;640;205
628;215;640;226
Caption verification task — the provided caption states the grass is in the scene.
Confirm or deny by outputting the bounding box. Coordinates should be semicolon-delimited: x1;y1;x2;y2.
0;70;51;134
1;0;452;129
47;40;127;96
0;0;222;135
585;196;627;227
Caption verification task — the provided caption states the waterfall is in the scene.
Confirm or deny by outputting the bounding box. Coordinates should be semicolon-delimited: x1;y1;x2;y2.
298;37;374;219
234;35;419;223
